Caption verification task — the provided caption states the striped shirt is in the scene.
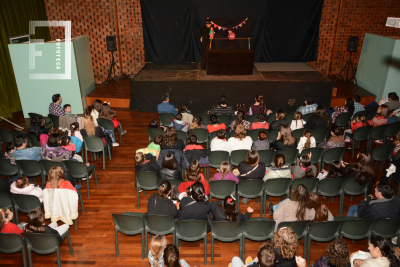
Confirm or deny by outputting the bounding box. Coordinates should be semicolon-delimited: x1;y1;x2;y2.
210;105;234;116
367;115;388;128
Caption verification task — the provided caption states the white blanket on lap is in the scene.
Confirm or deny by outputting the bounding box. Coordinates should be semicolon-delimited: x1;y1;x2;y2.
43;189;78;225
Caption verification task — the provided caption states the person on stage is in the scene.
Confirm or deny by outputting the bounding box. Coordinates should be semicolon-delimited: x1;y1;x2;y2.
200;18;218;70
224;27;236;50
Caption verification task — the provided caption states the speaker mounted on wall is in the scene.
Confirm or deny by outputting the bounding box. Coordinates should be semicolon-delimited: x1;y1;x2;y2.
106;36;117;51
347;36;359;52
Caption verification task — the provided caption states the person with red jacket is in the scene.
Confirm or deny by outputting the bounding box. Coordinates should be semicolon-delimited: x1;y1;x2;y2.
0;208;24;237
344;115;366;142
178;160;210;196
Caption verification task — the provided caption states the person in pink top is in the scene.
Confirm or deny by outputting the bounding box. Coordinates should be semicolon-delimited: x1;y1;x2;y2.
10;176;43;203
68;122;83;142
61;136;76;152
211;161;239;184
250;113;269;130
367;104;389;128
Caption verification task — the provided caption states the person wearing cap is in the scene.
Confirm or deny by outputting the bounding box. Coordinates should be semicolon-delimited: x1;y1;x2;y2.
200;18;218;70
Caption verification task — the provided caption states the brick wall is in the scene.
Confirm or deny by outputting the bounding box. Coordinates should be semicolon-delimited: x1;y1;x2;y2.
44;0;400;82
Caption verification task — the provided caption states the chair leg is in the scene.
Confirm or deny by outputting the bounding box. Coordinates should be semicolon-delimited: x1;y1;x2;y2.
307;236;311;267
119;125;122;142
102;149;106;169
85;149;88;164
204;237;207;265
74;219;78;229
352;140;355;158
211;237;214;266
380;161;384;172
93;168;98;186
78;190;85;213
145;231;149;258
15;209;20;224
263;193;266;218
260;194;263;218
303;236;307;260
137;186;140;210
56;249;61;267
67;231;74;255
27;248;33;267
87;176;90;198
141;232;145;260
237;195;240;213
115;230;119;257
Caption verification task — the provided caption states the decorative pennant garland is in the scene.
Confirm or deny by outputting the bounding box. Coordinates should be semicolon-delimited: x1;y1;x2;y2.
211;17;248;31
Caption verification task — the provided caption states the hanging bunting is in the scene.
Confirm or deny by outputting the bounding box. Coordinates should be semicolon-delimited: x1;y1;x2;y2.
209;17;248;31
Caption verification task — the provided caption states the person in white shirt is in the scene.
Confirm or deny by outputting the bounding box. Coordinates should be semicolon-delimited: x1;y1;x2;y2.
85;99;102;126
228;124;253;152
297;129;316;153
210;129;231;154
290;111;306;131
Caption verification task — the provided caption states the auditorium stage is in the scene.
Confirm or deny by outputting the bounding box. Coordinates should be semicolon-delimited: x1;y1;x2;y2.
87;62;377;113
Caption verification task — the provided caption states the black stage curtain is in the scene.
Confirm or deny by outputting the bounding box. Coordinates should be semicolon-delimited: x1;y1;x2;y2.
141;0;324;63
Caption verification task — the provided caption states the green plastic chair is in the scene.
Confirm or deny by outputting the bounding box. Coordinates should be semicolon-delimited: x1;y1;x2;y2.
277;148;298;166
268;129;280;143
230;150;248;167
303;113;316;122
339;219;375;250
27;134;42;147
300;147;324;172
346;125;373;157
384;122;400;144
97;118;122;143
175;220;208;265
206;151;229;180
306;221;343;266
267;112;276;123
237;179;264;217
290;178;319;198
263;178;291;217
352;110;369;120
156;179;182;188
242;219;275;255
258;150;275;167
321;147;346;170
364;106;378;121
159;113;175;126
388;174;400;196
371;218;400;246
278;220;311;259
16;160;45;185
335;112;353;128
112;213;145;259
63;160;97;199
39;160;63;177
0;233;27;267
286;112;296;121
189;128;209;148
367;124;388;150
136;171;158;210
48;114;60;130
312;128;329;144
0;158;19;180
292;129;305;143
209;180;236;202
217;114;233;127
249;129;268;142
10;194;42;224
249;114;259;123
147;127;164;144
211;221;243;264
317;178;345;204
13;130;32;147
0;193;15;223
339;178;369;216
372;144;395;171
198;113;211;126
144;215;176;256
0;128;13;143
83;136;111;169
23;230;74;267
176;130;187;146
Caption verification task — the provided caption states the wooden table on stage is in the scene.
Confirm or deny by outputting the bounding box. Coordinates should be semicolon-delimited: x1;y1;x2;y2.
206;49;254;75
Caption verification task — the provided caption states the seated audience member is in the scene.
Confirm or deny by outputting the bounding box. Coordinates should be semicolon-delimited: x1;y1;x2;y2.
351;236;400;267
157;93;178;115
160;127;186;151
285;97;297;113
190;116;207;130
251;131;270;151
353;95;365;115
28;115;49;142
185;135;204;151
63;104;78;120
211;161;239;184
231;243;278;267
163;244;191;267
272;184;315;230
68;122;83;142
250;113;269;130
100;102;127;139
231;111;250;131
148;235;167;267
386;92;400;110
10;176;43;202
291;153;317;178
263;154;291;180
180;104;193;126
24;209;69;246
319;126;345;152
156;153;182;180
0;208;24;236
273;228;298;266
347;183;400;219
146;181;179;219
178;160;210;195
136;152;160;173
304;106;331;129
41;133;73;162
235;104;247;116
210;95;235;116
80;115;107;142
296;95;318;115
46;166;77;191
61;136;83;161
147;135;163;152
13;135;42;161
345;115;366;142
290;111;306;131
5;142;16;165
179;181;212;231
210;129;231;154
312;240;350;267
228;125;253;152
212;196;253;222
309;192;334;222
269;110;289;130
317;160;344;180
207;115;226;134
148;119;165;130
297;129;316;154
170;113;188;133
238;150;266;180
367;104;389;128
248;94;266;115
393;131;400;156
329;98;355;123
49;93;65;116
84;99;102;126
273;126;297;151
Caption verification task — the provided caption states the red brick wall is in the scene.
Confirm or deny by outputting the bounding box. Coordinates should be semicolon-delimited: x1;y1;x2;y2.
44;0;400;82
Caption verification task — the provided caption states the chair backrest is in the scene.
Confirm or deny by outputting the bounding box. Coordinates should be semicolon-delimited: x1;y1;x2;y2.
0;128;13;143
156;179;182;188
237;179;264;197
308;221;343;241
342;177;368;196
264;178;291;197
188;128;208;143
175;220;207;240
267;112;276;123
312;128;329;144
136;171;158;190
372;144;396;161
230;149;249;166
364;106;378;121
82;136;104;152
112;213;144;234
0;193;14;211
198;113;211;126
39;160;63;177
16;160;43;177
286;112;296;121
268;129;279;142
384;122;400;138
144;214;175;233
217;115;233;127
249;129;268;142
303;113;316;122
353;110;369;120
97;118;115;131
335;112;353;127
0;233;25;253
10;194;41;213
369;124;388;139
23;233;59;251
258;150;276;167
209;180;236;199
27;133;41;147
249;114;258;123
300;147;324;165
208;151;229;168
277;220;311;239
290;178;319;198
62;160;89;178
159;113;175;126
317;178;346;197
148;127;165;143
371;218;400;239
292;129;305;143
243;220;275;240
0;158;19;176
176;131;187;145
211;221;243;241
339;219;375;240
322;147;346;164
48;114;60;129
276;148;298;166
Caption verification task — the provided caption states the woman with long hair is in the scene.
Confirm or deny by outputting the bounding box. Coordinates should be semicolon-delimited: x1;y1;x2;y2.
317;160;344;180
84;99;102;126
156;153;182;180
304;106;331;129
238;149;266;180
211;195;253;222
297;129;316;154
231;111;250;131
80;115;110;146
313;240;350;267
148;235;167;267
343;150;375;194
367;104;390;128
228;124;253;152
274;125;297;151
160;126;186;151
178;160;210;195
309;192;334;222
330;98;355;123
263;154;291;180
269;109;289;130
291;153;317;178
163;244;191;267
211;161;239;184
45;165;77;190
249;94;266;115
146;180;179;218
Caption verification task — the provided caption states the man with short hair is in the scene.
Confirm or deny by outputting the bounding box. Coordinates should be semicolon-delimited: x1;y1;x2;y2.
157;93;178;115
296;95;318;115
210;95;234;116
13;135;42;161
49;94;65;116
353;95;365;116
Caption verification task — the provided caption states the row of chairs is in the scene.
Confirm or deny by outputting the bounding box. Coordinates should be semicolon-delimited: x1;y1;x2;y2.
112;212;400;266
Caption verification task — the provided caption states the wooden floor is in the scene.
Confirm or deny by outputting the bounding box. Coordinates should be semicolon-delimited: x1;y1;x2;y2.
0;109;390;267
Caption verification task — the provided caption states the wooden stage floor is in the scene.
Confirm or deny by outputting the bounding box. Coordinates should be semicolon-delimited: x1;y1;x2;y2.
0;108;391;267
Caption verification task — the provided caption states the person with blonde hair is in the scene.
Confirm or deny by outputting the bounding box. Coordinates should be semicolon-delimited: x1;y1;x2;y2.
273;125;297;151
211;161;239;184
367;104;390;128
149;235;167;267
45;166;76;191
80;115;109;145
228;124;253;152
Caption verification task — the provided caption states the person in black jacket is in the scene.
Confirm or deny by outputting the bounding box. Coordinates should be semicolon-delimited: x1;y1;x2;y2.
273;125;297;151
211;196;253;222
28;116;49;141
135;152;159;173
156;153;182;180
146;181;179;219
238;149;266;180
304;106;331;130
24;209;69;246
269;110;289;130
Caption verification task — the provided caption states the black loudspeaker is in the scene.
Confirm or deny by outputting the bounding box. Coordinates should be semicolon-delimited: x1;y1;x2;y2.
347;36;359;52
106;36;117;51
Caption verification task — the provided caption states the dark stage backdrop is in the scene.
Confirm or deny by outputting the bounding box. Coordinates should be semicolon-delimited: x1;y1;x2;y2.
140;0;324;63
